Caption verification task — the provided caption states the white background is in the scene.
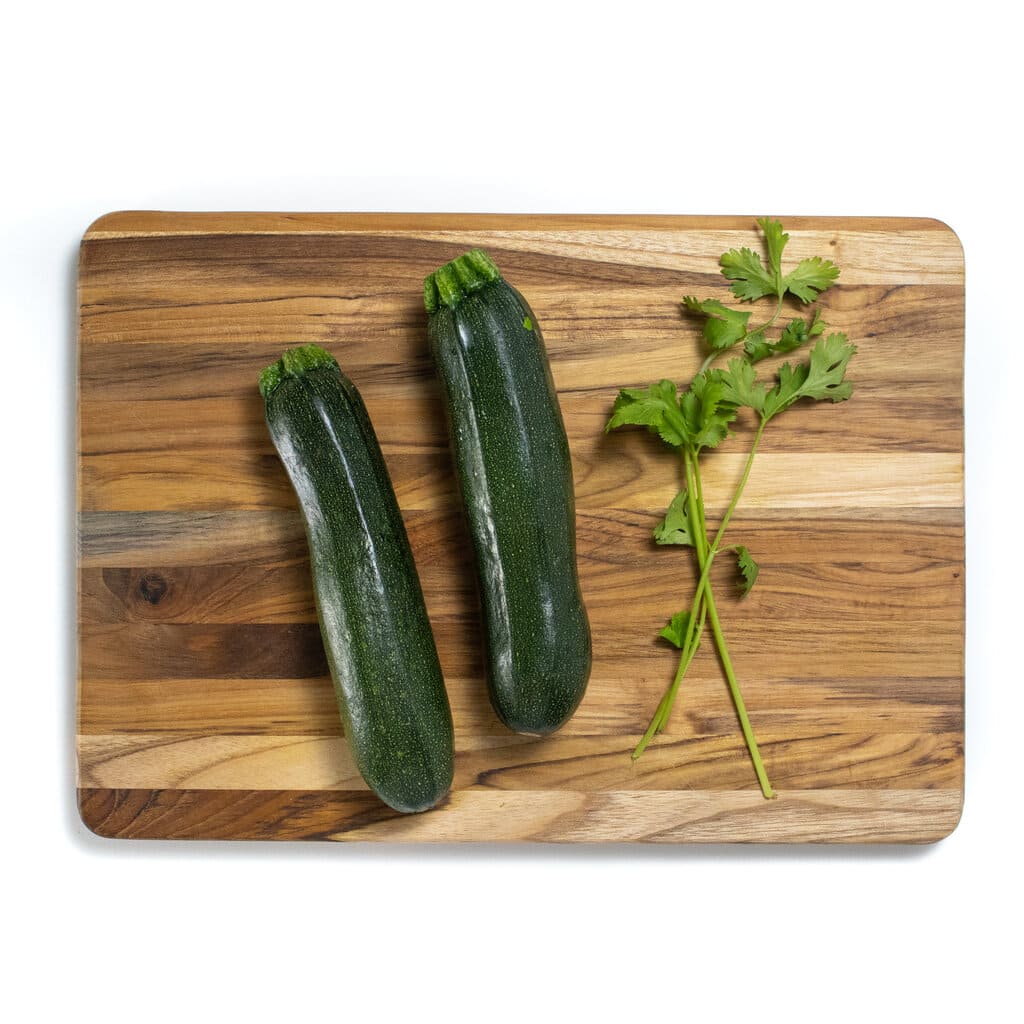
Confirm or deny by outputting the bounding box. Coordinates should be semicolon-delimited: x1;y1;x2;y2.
2;1;1017;1020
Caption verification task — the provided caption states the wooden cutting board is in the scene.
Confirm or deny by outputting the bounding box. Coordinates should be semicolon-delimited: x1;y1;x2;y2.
77;213;965;842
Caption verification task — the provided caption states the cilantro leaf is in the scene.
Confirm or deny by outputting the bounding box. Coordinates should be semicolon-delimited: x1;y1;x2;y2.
763;361;808;420
782;256;840;303
719;247;775;302
679;372;738;450
719;219;786;302
762;333;857;419
733;545;759;596
659;609;695;650
606;380;687;447
721;218;838;305
682;297;751;351
758;217;788;280
746;310;825;363
742;331;773;363
653;489;695;547
777;316;811;352
798;332;857;402
714;358;767;415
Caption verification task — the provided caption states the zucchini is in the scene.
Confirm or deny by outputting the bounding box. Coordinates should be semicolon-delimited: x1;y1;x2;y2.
259;344;453;813
424;250;591;735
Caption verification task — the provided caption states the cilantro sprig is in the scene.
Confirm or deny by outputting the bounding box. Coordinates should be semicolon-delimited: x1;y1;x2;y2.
606;219;855;799
719;217;839;303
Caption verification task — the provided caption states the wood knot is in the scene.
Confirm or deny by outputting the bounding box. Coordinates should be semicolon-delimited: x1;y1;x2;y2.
138;572;168;605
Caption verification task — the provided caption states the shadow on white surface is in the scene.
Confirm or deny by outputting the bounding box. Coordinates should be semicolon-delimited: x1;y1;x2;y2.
60;230;948;864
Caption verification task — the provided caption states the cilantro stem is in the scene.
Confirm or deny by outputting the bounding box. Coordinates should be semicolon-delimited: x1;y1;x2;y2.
632;449;706;758
701;559;776;799
695;418;766;580
685;449;709;559
698;351;717;376
693;420;776;798
632;599;706;758
633;424;776;799
691;448;708;536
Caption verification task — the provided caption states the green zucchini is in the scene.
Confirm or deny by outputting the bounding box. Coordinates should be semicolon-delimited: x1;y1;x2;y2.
259;344;453;813
424;250;591;735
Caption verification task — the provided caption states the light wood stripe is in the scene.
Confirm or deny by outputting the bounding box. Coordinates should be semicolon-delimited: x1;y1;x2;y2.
77;731;962;793
78;449;963;513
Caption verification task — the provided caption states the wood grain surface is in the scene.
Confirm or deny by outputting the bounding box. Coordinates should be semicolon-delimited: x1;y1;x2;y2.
76;212;965;842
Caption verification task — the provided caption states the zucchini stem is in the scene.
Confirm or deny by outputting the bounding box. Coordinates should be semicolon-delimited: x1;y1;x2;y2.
259;344;339;398
424;249;501;313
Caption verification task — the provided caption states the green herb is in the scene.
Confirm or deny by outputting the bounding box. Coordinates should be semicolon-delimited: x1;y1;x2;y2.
659;609;696;650
606;219;855;798
732;545;759;596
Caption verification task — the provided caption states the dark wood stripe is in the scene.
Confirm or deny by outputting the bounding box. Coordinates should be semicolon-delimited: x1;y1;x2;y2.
78;511;964;626
78;510;309;566
78;787;401;840
78;387;963;458
80;622;329;679
78;507;966;568
79;613;962;683
458;730;965;794
78;556;964;627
